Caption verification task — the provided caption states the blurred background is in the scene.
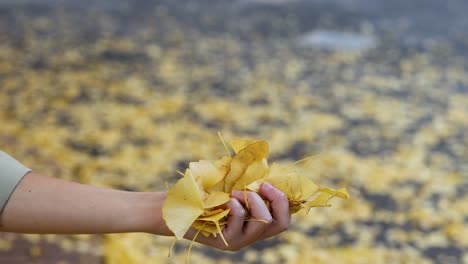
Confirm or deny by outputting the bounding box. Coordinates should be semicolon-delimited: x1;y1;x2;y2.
0;0;467;263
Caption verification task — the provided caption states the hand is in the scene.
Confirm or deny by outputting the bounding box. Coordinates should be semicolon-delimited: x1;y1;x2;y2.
184;182;291;251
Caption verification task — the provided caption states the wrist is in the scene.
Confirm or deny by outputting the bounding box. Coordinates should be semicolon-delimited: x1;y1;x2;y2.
135;192;173;235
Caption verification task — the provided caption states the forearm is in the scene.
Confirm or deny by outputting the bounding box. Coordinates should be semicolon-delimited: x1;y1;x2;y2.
0;173;173;235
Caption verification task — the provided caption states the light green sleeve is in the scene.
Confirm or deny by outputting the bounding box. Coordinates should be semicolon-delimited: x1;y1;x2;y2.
0;151;31;214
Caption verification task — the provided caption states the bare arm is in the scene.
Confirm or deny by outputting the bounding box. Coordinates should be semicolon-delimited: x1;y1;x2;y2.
0;172;170;235
0;172;290;250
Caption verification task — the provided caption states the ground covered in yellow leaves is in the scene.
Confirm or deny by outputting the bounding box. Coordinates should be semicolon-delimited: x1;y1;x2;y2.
1;0;467;263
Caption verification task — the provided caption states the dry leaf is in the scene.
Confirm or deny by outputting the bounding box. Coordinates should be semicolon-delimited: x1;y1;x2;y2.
229;138;258;153
231;159;269;191
162;170;205;240
197;209;231;246
224;140;268;192
203;191;231;209
189;160;225;190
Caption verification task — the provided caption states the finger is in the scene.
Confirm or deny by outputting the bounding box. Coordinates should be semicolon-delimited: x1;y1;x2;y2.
259;182;291;238
232;191;272;237
223;198;246;238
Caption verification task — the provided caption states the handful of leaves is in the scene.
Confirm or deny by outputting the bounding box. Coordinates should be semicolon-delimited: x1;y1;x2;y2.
162;136;349;246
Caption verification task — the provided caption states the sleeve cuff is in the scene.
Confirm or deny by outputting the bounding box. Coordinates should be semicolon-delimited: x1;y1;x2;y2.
0;151;31;214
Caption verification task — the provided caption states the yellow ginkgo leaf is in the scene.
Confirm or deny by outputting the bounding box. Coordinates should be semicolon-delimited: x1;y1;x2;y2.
232;158;269;191
318;187;350;199
289;202;303;214
197;209;230;223
337;188;350;199
197;209;231;246
203;191;231;209
213;156;231;176
224;141;268;192
197;208;230;224
206;156;232;193
189;160;225;190
245;179;265;193
192;221;219;237
265;174;319;210
288;175;319;201
162;170;205;240
246;163;287;192
229;138;258;153
305;192;334;209
200;208;225;217
192;220;229;237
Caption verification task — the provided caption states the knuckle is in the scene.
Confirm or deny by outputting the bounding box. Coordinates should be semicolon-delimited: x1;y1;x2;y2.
232;208;246;218
278;192;288;200
239;209;246;218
